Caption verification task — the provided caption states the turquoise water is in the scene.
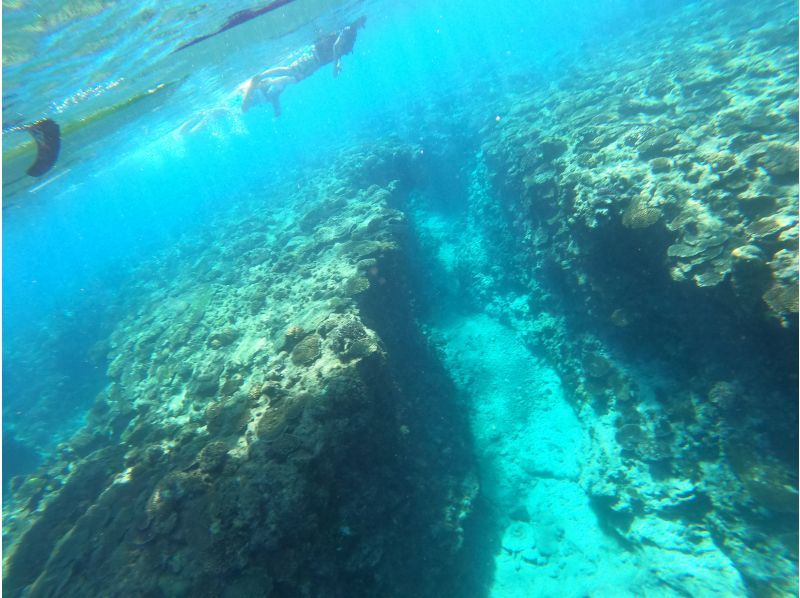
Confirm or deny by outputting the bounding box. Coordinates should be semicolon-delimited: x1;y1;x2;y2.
3;0;798;596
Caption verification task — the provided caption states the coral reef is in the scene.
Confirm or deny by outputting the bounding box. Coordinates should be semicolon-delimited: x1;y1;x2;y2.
399;0;797;594
3;1;796;596
462;4;798;595
2;144;475;597
484;1;798;326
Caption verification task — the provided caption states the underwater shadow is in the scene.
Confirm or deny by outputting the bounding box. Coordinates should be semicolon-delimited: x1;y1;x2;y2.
358;243;497;597
447;494;502;598
380;194;500;596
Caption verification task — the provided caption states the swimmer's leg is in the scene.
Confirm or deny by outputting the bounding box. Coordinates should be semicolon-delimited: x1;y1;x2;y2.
262;75;295;87
257;66;294;79
241;77;259;113
179;108;234;135
270;95;282;117
262;76;294;117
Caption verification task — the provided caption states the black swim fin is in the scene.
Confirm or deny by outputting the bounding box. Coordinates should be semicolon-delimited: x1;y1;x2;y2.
26;118;60;177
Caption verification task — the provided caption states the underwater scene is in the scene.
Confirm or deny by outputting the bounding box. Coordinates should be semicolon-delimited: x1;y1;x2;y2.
2;0;798;596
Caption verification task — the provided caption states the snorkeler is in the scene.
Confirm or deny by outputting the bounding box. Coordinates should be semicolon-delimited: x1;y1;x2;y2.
175;17;365;135
240;16;367;116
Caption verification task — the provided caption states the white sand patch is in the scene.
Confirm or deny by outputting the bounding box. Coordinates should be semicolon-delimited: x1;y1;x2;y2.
434;312;745;597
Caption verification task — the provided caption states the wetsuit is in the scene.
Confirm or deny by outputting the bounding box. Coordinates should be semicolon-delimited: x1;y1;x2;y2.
284;32;338;82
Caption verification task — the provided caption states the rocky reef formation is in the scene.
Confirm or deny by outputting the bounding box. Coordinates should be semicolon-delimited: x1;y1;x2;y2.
2;144;477;597
485;1;797;327
463;0;798;594
3;0;796;596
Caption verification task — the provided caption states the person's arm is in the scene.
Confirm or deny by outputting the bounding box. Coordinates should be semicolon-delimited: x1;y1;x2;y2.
332;31;346;76
331;22;362;76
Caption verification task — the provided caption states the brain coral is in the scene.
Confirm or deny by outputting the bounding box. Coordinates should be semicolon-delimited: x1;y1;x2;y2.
291;334;322;366
622;202;662;229
257;406;288;442
330;316;368;356
344;275;370;296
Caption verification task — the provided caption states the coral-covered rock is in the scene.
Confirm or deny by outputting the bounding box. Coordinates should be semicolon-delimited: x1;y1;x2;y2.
207;327;238;349
290;333;321;366
280;324;306;352
3;147;476;598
